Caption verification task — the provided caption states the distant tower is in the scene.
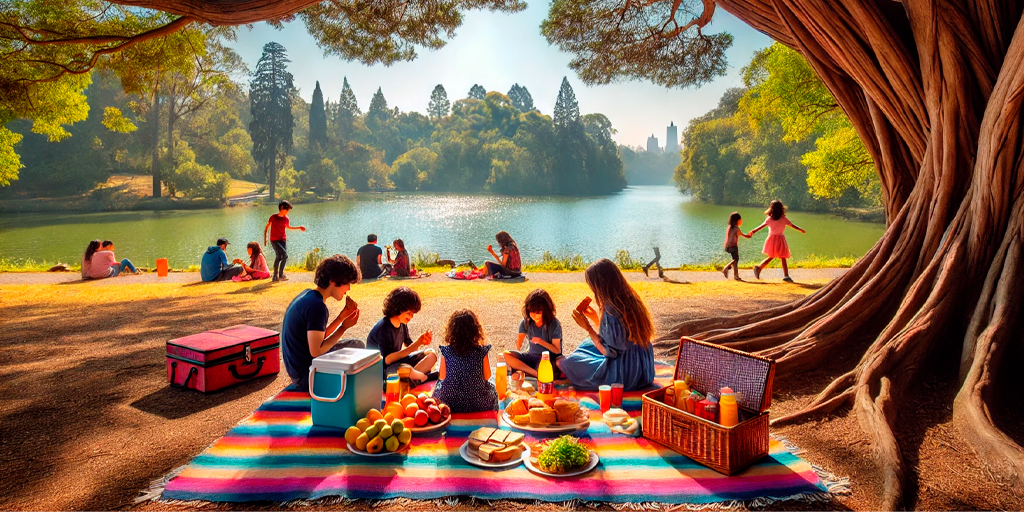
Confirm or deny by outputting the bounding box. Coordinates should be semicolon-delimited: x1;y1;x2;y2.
666;122;679;153
647;133;660;152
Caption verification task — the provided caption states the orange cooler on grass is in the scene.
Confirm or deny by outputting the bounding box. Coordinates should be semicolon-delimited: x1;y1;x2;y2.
156;258;169;277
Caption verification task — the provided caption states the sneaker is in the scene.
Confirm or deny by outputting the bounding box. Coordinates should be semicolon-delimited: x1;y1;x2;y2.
783;276;794;283
722;267;729;279
272;276;280;282
753;265;761;280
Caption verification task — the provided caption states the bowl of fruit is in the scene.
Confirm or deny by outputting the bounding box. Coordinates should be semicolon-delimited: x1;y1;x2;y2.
395;392;452;433
345;409;413;456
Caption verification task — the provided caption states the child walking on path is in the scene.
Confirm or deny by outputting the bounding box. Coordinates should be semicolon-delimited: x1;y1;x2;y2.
723;212;752;280
432;309;499;413
557;259;656;391
366;286;438;385
264;200;306;282
232;242;272;282
503;289;563;378
750;200;806;282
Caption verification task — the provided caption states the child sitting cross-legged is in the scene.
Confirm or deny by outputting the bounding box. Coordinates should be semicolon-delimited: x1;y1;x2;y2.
366;286;438;386
503;289;563;378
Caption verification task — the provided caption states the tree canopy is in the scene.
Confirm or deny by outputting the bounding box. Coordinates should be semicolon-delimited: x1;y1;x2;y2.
249;41;295;201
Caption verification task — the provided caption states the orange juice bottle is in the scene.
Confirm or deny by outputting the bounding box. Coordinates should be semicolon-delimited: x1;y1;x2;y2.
496;353;508;400
719;387;739;427
537;351;555;401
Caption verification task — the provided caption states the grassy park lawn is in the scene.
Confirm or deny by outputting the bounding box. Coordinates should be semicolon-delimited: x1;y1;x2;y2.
0;275;1017;510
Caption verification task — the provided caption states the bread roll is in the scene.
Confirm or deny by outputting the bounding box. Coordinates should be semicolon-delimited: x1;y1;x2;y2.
552;399;580;423
529;407;557;425
507;398;530;416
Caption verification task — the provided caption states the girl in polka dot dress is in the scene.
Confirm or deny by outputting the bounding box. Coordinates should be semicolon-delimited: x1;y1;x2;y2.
431;309;499;413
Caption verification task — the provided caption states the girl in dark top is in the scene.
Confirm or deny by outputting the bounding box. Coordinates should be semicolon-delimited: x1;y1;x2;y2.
431;309;498;413
503;289;563;378
484;231;522;278
385;239;415;277
722;212;752;281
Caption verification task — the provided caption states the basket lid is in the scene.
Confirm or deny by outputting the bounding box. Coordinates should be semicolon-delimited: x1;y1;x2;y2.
674;338;775;413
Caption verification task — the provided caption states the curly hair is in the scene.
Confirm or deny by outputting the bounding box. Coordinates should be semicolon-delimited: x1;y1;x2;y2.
313;254;360;288
444;309;485;357
522;288;556;325
382;286;422;318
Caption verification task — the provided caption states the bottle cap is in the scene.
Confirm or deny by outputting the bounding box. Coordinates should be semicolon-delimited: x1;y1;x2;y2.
541;351;550;360
721;386;734;395
497;353;505;364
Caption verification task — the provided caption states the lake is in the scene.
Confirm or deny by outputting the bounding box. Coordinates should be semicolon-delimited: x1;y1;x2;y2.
0;186;885;268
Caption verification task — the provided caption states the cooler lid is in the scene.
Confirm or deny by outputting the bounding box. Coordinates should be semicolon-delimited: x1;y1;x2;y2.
311;348;381;374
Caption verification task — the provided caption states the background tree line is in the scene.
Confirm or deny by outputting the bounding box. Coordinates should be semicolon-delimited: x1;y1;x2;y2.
674;42;880;213
1;33;626;202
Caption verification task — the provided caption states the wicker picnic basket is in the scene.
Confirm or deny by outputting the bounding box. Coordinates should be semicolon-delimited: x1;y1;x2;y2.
642;337;776;475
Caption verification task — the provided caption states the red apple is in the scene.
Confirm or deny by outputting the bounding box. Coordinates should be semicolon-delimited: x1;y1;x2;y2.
427;404;442;423
423;397;438;408
416;392;430;409
414;409;429;427
439;403;451;419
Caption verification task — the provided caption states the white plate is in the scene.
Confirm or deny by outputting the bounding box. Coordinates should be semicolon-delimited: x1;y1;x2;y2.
524;450;599;478
501;411;590;433
346;440;410;457
409;415;451;433
459;441;530;469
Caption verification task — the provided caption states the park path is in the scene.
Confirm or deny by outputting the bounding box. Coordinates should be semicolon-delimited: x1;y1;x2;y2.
0;268;847;285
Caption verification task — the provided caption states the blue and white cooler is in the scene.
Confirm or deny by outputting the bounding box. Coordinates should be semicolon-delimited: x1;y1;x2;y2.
309;348;383;430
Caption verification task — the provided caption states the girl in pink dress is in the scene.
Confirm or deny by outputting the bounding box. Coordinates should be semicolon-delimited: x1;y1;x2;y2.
232;242;272;281
749;200;806;282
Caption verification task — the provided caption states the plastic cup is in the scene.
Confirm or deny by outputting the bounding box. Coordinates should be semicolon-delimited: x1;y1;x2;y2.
599;385;612;412
610;383;624;408
386;375;400;404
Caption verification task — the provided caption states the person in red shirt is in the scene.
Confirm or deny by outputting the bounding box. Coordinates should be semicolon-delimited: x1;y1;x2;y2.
264;200;306;281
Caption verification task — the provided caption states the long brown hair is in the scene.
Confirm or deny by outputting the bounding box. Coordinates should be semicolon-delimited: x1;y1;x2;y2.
83;239;101;262
495;231;515;250
765;200;786;220
584;259;654;347
522;288;556;326
247;242;263;268
444;309;485;356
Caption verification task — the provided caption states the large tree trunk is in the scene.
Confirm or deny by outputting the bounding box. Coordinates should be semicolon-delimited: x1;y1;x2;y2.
150;85;161;199
657;0;1024;509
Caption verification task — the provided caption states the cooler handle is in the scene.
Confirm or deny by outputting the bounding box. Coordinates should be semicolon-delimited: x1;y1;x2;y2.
308;367;346;402
170;361;198;390
229;356;266;380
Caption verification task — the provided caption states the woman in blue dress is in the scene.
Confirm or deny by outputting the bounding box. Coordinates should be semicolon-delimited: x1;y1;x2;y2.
557;258;656;391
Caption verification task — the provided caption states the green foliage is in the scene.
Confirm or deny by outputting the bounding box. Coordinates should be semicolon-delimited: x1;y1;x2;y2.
428;84;451;120
332;77;360;141
302;247;325;271
619;145;676;185
302;150;345;196
526;251;588;271
411;249;441;268
249;42;295;201
0;128;24;186
507;84;535;112
542;0;731;88
309;81;328;150
613;250;642;270
552;77;580;129
467;84;486;100
163;142;231;200
101;107;138;133
366;87;392;128
675;44;879;213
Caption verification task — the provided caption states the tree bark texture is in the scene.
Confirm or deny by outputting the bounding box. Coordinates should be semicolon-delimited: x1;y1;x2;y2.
150;86;161;199
655;0;1024;508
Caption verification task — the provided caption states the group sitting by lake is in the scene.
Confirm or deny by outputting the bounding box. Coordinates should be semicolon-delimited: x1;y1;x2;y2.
281;254;655;411
81;239;141;280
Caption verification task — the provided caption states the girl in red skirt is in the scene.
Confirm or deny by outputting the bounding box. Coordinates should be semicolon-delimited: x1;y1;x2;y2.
750;200;806;282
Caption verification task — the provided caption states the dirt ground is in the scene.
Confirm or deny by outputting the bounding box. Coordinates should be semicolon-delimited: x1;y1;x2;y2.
0;271;1020;511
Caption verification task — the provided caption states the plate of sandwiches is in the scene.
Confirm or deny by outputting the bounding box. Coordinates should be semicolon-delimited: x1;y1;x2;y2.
460;427;530;468
501;396;590;433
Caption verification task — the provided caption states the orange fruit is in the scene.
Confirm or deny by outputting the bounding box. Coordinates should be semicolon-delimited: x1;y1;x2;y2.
366;409;384;422
385;402;405;419
402;417;416;429
404;402;419;417
400;394;418;408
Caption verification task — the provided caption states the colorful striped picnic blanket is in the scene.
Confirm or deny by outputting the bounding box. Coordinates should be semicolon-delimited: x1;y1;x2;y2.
159;363;830;504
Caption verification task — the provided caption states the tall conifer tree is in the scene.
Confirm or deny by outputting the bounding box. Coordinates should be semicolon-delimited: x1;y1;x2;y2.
249;42;295;201
309;80;327;150
334;77;359;141
427;84;450;120
467;84;486;100
508;84;535;112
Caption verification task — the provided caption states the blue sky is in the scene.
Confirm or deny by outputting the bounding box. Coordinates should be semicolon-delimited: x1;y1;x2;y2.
227;4;771;148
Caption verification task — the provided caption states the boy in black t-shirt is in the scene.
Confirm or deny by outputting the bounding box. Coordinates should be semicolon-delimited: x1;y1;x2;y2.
366;286;438;385
281;254;365;391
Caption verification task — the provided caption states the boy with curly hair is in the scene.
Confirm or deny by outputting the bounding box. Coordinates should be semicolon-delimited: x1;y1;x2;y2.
366;286;438;385
281;254;365;391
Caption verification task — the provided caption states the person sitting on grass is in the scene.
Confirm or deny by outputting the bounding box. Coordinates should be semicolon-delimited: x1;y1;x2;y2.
356;233;384;281
81;240;101;280
200;237;244;282
86;240;141;279
281;254;365;391
503;289;563;378
385;239;416;277
231;242;272;282
484;231;522;279
366;286;438;385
